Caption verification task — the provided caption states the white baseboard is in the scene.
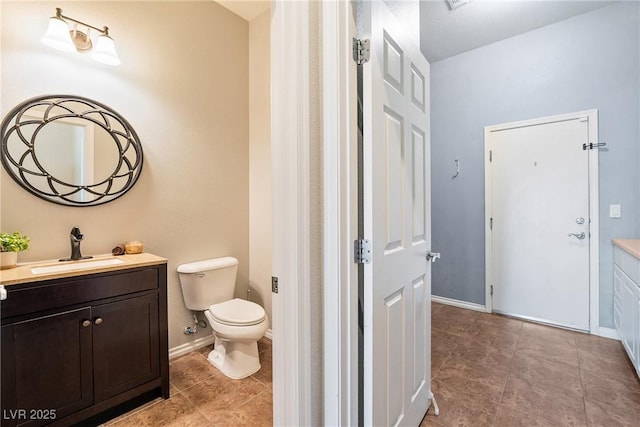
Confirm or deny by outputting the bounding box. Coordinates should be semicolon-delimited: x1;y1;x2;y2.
169;335;214;359
169;328;273;359
595;327;619;340
431;294;619;340
430;295;622;341
431;295;487;313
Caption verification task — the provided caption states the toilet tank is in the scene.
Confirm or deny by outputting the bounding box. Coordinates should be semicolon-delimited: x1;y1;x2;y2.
177;257;238;311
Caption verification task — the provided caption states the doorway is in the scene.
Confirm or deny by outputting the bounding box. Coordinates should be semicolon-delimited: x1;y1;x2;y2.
485;110;600;332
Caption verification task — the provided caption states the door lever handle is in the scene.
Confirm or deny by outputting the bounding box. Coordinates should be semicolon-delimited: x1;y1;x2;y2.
426;251;440;262
568;232;586;240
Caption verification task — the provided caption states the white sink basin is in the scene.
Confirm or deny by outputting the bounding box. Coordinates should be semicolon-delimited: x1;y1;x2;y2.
30;258;125;275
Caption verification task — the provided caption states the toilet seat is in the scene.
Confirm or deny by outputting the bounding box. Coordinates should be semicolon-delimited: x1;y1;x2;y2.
209;298;265;326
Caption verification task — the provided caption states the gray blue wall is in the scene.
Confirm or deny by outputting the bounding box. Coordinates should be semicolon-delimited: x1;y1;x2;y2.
429;1;640;328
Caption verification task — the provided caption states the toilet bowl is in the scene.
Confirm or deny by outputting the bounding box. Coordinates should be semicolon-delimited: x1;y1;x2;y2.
177;257;268;379
204;298;268;379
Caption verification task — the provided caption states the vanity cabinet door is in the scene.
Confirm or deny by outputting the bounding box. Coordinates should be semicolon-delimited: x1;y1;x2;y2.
92;293;160;402
621;274;637;366
1;307;93;427
614;265;623;332
637;291;640;376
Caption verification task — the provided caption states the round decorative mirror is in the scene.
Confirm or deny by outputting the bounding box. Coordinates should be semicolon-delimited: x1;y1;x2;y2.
0;95;143;206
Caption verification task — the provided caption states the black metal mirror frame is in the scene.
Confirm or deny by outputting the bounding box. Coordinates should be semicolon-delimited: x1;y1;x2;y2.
0;95;143;207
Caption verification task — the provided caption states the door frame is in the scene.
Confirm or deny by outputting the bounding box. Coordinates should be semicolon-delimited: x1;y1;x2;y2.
321;1;359;426
272;0;358;425
484;109;600;333
271;1;313;424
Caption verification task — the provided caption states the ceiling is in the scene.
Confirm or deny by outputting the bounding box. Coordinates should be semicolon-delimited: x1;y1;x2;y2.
420;0;618;63
211;1;617;59
215;0;270;21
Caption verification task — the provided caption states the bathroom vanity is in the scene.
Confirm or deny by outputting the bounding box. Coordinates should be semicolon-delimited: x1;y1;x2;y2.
612;239;640;378
0;254;169;426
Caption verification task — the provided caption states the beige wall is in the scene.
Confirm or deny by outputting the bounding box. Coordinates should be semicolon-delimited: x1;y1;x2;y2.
0;1;250;349
248;10;272;328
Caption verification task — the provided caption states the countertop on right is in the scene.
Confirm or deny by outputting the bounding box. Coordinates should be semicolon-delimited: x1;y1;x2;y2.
612;238;640;260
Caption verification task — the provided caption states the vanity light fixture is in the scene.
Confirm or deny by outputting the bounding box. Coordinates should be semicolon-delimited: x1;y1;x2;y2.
41;8;121;66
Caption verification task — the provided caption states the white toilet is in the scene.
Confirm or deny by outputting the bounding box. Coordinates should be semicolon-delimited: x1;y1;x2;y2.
177;257;268;379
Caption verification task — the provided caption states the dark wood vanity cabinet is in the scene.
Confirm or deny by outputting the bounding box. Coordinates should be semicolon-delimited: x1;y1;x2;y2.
1;263;169;427
92;293;161;402
1;307;94;425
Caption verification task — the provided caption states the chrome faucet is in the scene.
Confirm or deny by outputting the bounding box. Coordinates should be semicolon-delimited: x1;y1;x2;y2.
60;227;93;262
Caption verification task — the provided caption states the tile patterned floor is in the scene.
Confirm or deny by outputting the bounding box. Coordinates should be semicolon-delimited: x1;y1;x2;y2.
102;304;640;426
422;302;640;427
104;338;272;426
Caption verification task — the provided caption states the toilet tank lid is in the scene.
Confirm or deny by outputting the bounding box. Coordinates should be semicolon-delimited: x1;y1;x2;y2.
177;257;238;274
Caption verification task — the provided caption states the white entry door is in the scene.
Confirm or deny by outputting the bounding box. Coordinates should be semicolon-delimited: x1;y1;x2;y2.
359;2;432;425
487;112;597;331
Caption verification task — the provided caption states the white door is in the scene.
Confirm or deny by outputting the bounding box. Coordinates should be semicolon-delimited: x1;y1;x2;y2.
359;2;432;425
488;115;592;331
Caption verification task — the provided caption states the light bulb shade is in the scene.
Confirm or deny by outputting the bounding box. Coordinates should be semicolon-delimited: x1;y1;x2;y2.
91;34;121;65
41;16;75;52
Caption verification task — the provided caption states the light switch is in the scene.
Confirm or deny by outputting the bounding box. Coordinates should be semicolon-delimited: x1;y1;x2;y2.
609;204;621;218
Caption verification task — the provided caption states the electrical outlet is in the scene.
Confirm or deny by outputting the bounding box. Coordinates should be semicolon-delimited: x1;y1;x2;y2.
609;204;621;218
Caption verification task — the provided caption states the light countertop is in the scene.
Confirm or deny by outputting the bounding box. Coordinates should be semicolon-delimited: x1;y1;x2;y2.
612;239;640;260
0;253;167;286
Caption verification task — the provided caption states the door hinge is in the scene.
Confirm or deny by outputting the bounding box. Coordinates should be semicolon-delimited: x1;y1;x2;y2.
354;239;372;264
490;217;493;230
271;276;279;294
490;285;493;296
353;38;370;65
489;150;493;162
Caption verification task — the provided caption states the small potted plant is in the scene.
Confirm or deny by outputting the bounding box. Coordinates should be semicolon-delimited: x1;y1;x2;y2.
0;232;30;270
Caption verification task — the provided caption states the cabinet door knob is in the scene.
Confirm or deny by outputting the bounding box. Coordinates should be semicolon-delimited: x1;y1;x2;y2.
82;320;91;328
94;317;103;325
